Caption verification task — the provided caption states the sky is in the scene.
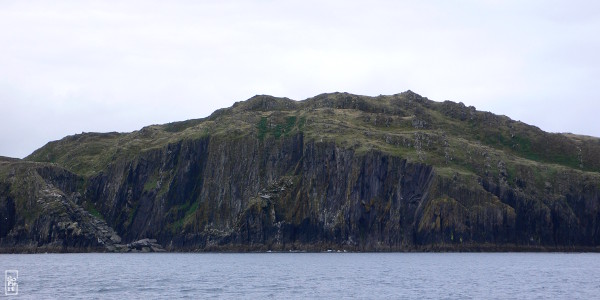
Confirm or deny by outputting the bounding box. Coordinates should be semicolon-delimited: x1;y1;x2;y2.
1;0;599;158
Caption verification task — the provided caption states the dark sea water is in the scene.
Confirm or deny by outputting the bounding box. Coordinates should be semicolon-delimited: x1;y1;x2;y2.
1;252;599;299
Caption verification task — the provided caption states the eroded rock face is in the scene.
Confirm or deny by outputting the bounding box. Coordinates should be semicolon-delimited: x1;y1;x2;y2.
3;92;600;252
81;135;430;250
0;162;124;252
75;134;600;251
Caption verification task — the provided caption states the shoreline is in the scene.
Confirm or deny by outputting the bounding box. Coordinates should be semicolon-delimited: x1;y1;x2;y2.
2;243;600;254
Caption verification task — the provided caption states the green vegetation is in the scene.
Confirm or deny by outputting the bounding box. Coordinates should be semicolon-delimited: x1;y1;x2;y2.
126;205;137;227
84;201;104;220
4;90;600;252
143;171;161;192
167;200;200;233
24;91;600;182
257;117;268;140
163;119;204;133
285;116;297;132
256;115;301;140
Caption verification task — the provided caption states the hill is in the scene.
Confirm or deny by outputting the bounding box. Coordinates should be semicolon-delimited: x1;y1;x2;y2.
2;91;600;252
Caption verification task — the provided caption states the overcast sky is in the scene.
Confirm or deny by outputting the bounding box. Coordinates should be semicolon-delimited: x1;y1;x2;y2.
1;0;599;158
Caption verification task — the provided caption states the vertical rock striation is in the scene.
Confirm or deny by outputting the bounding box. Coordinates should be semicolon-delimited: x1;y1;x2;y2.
2;91;600;252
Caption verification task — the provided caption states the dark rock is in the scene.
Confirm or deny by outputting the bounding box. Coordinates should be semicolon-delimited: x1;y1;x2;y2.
3;92;600;252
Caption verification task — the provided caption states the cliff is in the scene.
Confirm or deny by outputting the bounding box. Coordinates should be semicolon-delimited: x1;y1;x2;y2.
2;91;600;252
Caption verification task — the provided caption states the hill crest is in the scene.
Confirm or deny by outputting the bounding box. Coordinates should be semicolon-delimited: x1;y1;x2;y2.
3;91;599;253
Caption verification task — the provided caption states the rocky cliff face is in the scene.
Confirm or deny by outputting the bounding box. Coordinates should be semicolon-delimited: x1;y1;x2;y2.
0;160;113;252
2;91;600;252
0;160;166;253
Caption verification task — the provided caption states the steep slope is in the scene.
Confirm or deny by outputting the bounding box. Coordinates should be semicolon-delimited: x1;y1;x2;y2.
0;158;120;252
3;91;599;252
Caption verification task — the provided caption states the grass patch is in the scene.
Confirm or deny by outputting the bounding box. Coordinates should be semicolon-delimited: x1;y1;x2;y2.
84;201;105;220
256;115;300;140
257;117;268;140
168;200;200;233
273;124;283;138
163;119;204;133
285;116;297;132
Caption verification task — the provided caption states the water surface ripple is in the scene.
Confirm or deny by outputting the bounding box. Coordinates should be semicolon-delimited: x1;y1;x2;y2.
1;252;599;299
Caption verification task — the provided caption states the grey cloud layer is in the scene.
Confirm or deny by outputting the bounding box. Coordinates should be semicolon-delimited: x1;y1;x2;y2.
1;0;599;158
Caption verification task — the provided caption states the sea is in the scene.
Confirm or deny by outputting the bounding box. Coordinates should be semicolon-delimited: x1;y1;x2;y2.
1;252;599;299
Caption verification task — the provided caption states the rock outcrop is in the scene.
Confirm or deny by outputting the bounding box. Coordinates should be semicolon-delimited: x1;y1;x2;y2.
2;91;600;252
0;161;121;252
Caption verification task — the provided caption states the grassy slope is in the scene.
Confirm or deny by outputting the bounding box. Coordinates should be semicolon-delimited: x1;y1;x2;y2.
25;91;600;190
12;91;600;250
